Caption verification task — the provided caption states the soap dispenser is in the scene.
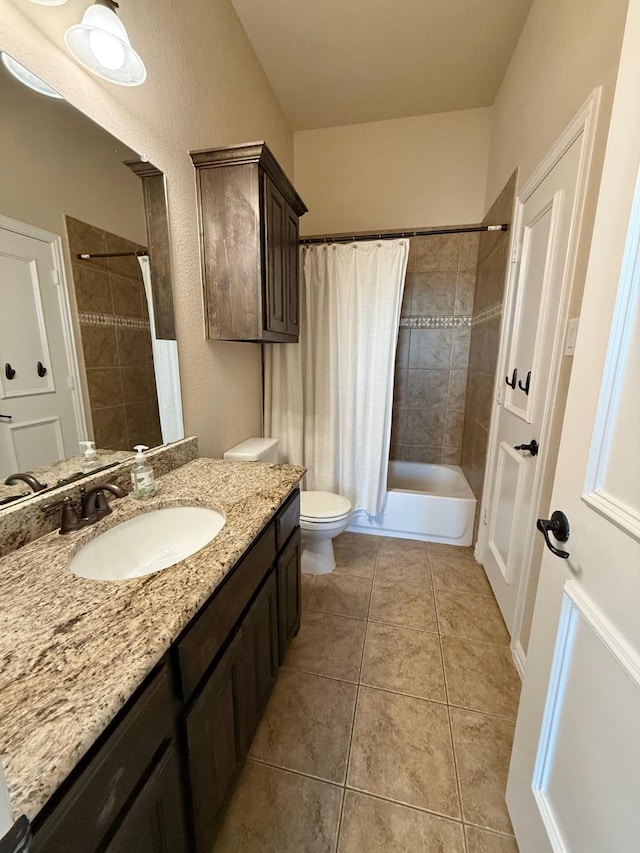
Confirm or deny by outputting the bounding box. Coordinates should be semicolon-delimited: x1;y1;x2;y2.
130;445;156;499
79;441;100;473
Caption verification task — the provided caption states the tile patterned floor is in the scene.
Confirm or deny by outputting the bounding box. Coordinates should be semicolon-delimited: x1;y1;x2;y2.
213;533;521;853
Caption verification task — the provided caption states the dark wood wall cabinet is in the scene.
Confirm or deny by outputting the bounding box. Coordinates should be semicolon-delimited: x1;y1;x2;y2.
190;142;307;343
31;488;302;853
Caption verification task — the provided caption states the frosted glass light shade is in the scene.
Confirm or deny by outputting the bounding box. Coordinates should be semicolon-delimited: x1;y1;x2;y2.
27;0;68;5
64;4;146;86
1;53;64;99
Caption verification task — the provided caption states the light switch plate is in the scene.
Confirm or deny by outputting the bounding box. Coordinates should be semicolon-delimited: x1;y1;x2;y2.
564;317;579;356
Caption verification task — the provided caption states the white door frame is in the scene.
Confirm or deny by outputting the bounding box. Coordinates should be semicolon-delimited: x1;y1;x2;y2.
476;89;602;675
0;214;88;444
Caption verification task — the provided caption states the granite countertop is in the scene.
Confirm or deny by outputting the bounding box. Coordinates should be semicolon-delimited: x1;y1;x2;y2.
0;457;304;822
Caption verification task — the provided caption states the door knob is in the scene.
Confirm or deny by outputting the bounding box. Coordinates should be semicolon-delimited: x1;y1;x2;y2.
536;510;570;559
514;439;539;456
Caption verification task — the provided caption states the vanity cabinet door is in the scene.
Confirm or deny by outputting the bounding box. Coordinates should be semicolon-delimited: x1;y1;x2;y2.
184;631;247;853
105;743;187;853
277;527;302;664
243;569;279;743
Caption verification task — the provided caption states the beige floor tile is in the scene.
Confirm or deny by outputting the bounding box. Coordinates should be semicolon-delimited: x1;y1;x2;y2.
435;589;510;645
375;540;433;586
338;790;465;852
348;686;460;818
450;707;515;834
465;826;519;852
302;573;372;619
250;669;357;783
285;611;366;683
333;532;378;578
361;622;446;702
442;637;521;718
431;546;492;596
213;760;342;853
369;579;438;631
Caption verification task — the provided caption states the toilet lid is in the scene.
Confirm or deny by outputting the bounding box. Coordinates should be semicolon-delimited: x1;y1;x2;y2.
300;490;352;521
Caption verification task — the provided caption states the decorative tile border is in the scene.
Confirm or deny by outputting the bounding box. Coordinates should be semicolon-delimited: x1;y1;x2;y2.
78;312;150;330
471;302;503;328
399;315;471;329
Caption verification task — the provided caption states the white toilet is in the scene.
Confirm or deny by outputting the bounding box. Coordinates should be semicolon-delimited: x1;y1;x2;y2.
223;438;352;575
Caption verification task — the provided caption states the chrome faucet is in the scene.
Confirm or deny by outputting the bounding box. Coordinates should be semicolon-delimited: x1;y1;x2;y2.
45;482;127;534
5;473;48;492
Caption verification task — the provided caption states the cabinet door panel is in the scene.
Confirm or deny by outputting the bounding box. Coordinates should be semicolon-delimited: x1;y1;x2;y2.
277;528;302;664
243;570;279;743
184;632;246;852
263;177;287;334
105;742;187;853
285;205;300;337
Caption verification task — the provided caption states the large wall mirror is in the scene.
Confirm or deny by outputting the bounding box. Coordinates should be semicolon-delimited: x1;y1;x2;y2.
0;55;184;510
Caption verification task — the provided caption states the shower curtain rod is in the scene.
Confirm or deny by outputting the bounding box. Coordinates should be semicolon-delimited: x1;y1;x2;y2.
76;250;149;260
300;223;508;245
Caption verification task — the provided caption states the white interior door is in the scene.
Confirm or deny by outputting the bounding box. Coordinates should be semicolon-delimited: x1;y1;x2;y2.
0;220;82;478
507;5;640;847
482;138;585;634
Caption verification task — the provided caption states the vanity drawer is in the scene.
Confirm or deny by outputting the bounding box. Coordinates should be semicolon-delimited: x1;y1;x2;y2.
32;664;174;853
177;524;276;701
276;489;300;551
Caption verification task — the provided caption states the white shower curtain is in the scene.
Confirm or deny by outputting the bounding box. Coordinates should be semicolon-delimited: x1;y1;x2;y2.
138;256;185;444
265;239;409;517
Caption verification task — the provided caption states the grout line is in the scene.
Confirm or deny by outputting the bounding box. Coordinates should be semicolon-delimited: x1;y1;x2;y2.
334;787;346;853
463;821;518;839
281;664;360;687
446;704;467;853
248;756;346;788
343;783;463;825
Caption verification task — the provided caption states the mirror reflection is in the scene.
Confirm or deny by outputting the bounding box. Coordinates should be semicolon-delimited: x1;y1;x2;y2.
0;55;184;508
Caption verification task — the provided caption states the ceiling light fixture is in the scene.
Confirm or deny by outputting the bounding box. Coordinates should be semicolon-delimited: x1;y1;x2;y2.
26;0;68;6
64;0;147;87
1;52;64;99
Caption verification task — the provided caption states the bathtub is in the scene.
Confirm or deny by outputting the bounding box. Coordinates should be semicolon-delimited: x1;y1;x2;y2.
347;461;476;546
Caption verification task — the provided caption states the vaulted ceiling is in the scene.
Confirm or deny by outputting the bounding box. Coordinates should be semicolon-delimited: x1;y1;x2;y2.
231;0;533;130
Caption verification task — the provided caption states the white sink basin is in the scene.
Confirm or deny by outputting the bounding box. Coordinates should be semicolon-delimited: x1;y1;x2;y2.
69;506;225;581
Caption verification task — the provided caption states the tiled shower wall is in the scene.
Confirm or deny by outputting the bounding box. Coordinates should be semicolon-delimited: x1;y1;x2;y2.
66;216;162;452
390;232;479;464
461;173;517;537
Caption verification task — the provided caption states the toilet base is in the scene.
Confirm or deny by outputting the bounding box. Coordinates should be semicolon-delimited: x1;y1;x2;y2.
301;538;336;575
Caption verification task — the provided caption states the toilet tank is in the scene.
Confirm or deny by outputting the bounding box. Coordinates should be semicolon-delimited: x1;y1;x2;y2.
223;437;279;463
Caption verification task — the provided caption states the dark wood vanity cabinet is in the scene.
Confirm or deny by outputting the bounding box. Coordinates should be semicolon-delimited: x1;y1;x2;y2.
190;142;307;342
31;489;301;853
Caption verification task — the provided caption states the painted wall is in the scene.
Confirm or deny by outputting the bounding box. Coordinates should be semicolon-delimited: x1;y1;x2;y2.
486;0;628;203
0;67;146;246
1;0;293;458
294;108;492;235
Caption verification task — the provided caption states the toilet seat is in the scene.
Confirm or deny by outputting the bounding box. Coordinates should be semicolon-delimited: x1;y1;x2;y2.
300;491;352;523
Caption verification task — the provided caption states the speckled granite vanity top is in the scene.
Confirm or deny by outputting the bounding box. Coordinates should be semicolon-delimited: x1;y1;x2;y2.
0;458;304;822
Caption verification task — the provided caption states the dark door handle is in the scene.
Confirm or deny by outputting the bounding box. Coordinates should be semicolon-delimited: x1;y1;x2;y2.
514;439;539;456
506;368;517;388
37;361;47;377
536;510;570;559
518;370;531;395
5;363;16;380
